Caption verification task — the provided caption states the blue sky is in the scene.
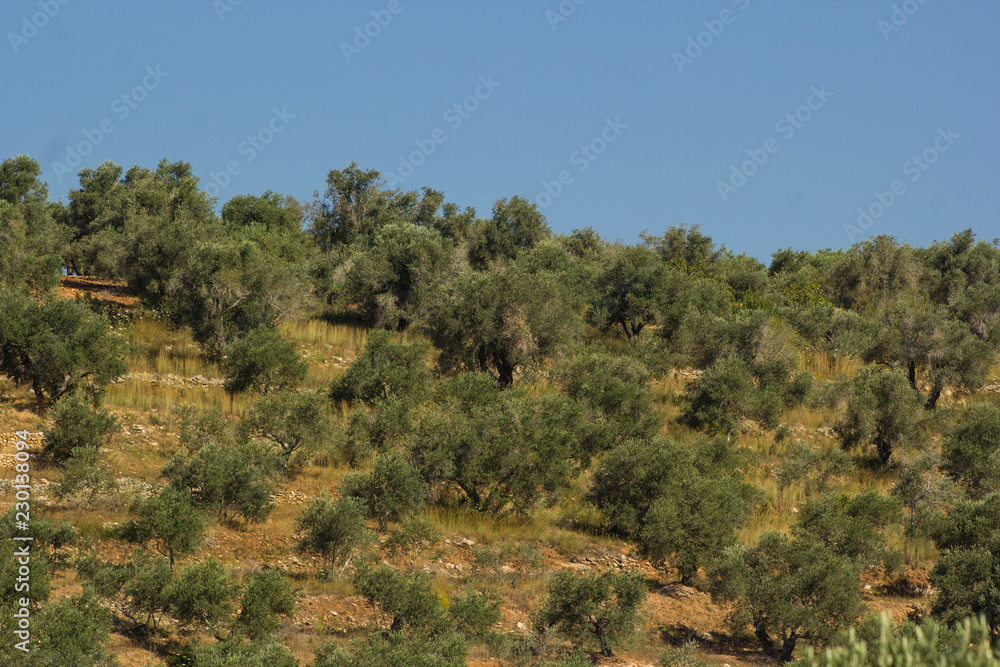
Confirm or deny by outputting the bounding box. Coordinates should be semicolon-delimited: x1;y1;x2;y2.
3;0;997;261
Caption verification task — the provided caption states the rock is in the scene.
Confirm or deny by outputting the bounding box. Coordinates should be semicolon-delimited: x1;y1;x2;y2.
517;622;527;631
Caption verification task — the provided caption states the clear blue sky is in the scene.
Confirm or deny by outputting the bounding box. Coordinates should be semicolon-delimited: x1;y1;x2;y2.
3;0;997;261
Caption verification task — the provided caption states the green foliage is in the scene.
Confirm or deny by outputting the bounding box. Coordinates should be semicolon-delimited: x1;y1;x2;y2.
642;224;722;276
162;440;275;523
329;329;429;405
836;366;925;465
468;196;551;267
294;492;370;578
680;355;773;433
353;562;446;635
711;532;865;661
221;325;308;395
0;289;127;410
535;569;646;658
423;266;579;389
341;451;426;530
309;162;414;250
928;492;1000;639
383;514;440;573
0;588;117;667
590;437;759;583
792;490;902;573
222;191;304;234
409;374;578;514
77;547;172;631
234;570;296;641
794;612;1000;667
659;641;711;667
553;347;659;459
0;509;76;611
121;486;206;569
164;557;239;633
942;403;1000;500
189;638;299;667
313;631;467;667
587;244;667;340
448;589;503;641
42;392;119;464
241;389;333;464
344;222;454;329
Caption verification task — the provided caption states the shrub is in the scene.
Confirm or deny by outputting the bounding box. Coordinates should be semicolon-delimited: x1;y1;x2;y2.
41;392;119;464
353;562;447;635
711;532;865;661
535;569;646;658
942;403;1000;500
221;325;307;395
341;451;426;530
234;570;296;641
835;366;925;465
294;492;370;578
1;588;117;667
121;487;206;570
928;492;1000;639
162;441;275;523
793;612;1000;667
241;389;333;465
0;289;127;410
164;557;239;634
329;329;429;405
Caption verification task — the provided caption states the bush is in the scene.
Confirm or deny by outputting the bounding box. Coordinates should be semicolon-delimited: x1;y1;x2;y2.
928;492;1000;639
792;489;902;573
121;486;206;570
353;562;447;635
188;638;299;667
793;612;1000;667
329;329;429;405
313;632;467;667
164;557;239;634
42;392;119;464
590;437;759;583
0;289;127;410
341;451;426;530
221;325;307;395
234;570;296;641
294;493;370;578
0;588;117;667
680;355;777;434
711;532;865;661
835;366;925;465
535;569;646;658
942;403;1000;500
162;441;275;523
241;389;333;465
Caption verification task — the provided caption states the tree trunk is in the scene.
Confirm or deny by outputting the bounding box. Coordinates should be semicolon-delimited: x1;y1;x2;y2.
496;358;515;390
754;627;774;656
907;359;917;389
925;381;944;410
780;633;799;662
